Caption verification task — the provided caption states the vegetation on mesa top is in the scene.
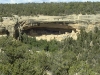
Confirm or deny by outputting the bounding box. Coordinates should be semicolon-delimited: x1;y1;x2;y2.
0;2;100;17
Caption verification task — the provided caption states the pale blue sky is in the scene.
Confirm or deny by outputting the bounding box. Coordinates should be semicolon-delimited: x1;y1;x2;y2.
0;0;100;3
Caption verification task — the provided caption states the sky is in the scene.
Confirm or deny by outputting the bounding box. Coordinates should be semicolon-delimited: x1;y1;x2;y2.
0;0;100;3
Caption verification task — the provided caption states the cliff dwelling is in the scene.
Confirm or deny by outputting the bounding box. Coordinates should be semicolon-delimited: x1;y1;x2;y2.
21;21;76;37
12;21;77;41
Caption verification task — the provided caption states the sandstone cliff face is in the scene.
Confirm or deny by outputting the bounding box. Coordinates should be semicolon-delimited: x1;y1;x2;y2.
0;17;16;37
0;14;100;41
